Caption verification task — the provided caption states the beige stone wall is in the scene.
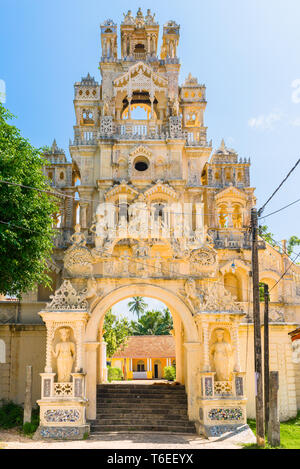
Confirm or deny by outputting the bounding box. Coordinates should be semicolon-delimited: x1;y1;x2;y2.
239;323;298;421
0;325;46;405
294;362;300;410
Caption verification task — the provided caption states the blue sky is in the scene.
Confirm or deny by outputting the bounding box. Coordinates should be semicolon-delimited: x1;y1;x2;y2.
1;1;300;255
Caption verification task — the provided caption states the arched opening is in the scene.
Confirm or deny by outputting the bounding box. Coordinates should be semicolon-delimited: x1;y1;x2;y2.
84;284;200;420
260;277;278;303
133;43;146;60
98;296;177;383
232;204;243;229
122;92;158;120
218;204;228;228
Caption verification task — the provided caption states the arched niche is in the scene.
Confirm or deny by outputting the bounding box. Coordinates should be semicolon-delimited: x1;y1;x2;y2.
224;272;242;302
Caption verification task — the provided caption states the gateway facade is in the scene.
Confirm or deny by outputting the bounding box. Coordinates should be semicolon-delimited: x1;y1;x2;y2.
1;9;300;439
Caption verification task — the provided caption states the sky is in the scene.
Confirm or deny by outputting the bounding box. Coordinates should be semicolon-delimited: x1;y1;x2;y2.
1;1;300;313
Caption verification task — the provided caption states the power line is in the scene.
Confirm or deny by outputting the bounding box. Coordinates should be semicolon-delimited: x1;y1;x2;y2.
0;179;65;199
259;197;300;220
269;252;300;293
258;158;300;217
3;216;300;307
0;178;222;217
258;230;300;260
0;218;255;296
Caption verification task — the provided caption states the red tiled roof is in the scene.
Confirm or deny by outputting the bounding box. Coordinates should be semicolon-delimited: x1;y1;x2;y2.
112;335;176;359
289;328;300;341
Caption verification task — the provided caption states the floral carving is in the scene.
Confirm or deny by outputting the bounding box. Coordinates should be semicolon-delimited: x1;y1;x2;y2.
191;247;216;266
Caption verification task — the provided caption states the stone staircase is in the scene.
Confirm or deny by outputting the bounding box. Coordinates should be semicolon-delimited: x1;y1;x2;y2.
90;383;196;434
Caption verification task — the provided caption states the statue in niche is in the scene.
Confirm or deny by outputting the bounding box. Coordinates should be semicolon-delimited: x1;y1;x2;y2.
128;196;148;237
52;328;76;383
210;329;234;381
90;213;108;250
172;97;180;117
70;224;86;247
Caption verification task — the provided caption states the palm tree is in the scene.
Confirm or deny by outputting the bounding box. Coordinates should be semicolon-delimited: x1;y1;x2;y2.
128;297;147;320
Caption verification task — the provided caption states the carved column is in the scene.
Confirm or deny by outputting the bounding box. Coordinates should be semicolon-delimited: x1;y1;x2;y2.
85;342;100;420
79;203;88;229
45;323;54;373
75;321;85;372
128;97;132;119
232;324;241;372
202;322;210;371
147;33;151;55
184;342;201;421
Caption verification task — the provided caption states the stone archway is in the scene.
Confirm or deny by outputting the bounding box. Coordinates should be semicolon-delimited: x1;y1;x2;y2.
84;283;200;420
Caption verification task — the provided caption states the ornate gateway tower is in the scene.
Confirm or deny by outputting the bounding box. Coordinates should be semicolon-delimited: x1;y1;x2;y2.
31;9;300;439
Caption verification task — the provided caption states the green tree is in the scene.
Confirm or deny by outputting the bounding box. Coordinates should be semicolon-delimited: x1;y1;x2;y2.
287;236;300;256
259;225;276;247
0;104;58;297
103;310;133;358
128;296;148;320
131;309;173;336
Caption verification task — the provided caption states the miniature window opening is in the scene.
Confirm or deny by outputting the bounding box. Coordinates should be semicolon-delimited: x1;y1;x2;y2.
134;156;149;172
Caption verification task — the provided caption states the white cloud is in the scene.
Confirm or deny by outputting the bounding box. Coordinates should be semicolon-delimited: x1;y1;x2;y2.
291;79;300;104
0;79;6;104
248;112;282;130
290;117;300;126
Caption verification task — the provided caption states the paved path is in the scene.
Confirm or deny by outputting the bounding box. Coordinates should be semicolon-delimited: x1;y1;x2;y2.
0;429;255;450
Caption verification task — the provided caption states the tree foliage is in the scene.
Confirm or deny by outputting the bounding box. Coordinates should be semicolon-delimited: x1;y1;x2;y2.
259;224;300;263
287;236;300;256
131;308;173;336
259;225;276;247
103;310;133;358
0;104;58;297
128;296;148;320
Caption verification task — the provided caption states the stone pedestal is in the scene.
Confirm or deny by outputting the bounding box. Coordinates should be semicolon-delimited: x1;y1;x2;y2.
196;371;248;438
36;372;89;440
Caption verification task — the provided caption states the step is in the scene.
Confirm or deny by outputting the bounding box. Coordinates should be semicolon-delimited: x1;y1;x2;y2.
96;401;188;407
93;418;191;425
97;386;185;395
97;388;187;393
96;406;188;414
97;397;187;406
97;392;187;398
97;408;187;419
98;394;187;399
98;385;186;390
90;424;196;433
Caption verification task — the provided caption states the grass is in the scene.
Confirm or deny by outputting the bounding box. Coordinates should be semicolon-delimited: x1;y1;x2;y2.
244;413;300;449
